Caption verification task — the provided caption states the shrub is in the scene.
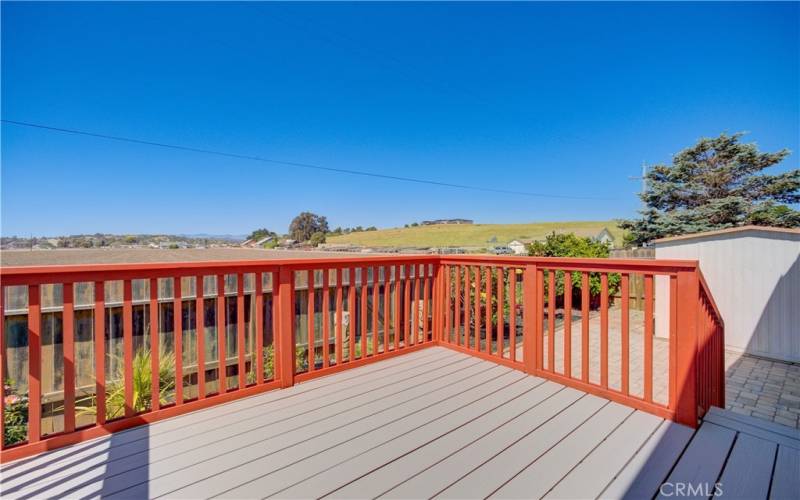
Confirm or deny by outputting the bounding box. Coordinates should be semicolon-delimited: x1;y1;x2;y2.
528;232;621;304
3;379;28;446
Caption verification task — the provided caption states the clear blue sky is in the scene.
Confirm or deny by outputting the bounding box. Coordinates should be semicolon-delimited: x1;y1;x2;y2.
2;1;798;236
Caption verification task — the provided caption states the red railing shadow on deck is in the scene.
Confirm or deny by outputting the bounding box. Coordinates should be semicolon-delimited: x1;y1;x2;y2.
0;254;723;463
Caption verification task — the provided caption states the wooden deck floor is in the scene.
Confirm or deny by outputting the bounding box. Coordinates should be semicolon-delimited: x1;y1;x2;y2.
1;347;797;499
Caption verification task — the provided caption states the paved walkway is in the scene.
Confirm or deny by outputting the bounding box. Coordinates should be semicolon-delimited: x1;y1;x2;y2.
725;351;800;429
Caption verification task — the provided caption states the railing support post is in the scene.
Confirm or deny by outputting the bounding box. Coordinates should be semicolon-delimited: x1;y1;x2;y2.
523;265;537;376
276;266;295;389
675;269;700;427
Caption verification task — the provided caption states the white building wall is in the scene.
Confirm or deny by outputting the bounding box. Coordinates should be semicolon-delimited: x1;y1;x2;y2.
655;229;800;362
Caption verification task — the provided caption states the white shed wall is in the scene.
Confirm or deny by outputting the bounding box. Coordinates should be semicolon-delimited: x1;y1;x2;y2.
655;229;800;362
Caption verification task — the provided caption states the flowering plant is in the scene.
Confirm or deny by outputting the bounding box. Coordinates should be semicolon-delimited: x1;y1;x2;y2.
3;379;29;446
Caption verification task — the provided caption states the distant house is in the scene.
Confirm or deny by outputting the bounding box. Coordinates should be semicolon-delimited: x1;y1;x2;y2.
594;228;615;247
508;239;533;255
420;218;474;225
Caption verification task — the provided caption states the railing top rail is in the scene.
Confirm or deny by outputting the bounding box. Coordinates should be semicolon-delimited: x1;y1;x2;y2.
439;254;700;273
0;254;439;282
698;268;724;328
0;254;703;283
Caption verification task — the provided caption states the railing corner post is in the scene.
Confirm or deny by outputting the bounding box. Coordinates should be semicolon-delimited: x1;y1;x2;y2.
276;266;295;389
675;268;700;427
522;264;538;376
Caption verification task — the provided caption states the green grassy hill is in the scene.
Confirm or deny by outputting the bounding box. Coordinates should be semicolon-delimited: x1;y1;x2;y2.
327;221;624;248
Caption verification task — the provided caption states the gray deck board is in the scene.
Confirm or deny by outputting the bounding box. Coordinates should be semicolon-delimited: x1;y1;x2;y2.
435;394;608;499
545;409;663;499
3;349;797;500
770;445;800;500
2;349;459;497
493;402;633;499
600;420;694;500
118;357;506;499
213;368;526;499
279;377;556;499
657;422;736;500
325;380;566;499
3;348;463;498
716;433;777;500
378;386;586;499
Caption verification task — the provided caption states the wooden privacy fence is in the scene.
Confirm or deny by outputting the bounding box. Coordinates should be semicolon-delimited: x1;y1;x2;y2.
0;254;723;462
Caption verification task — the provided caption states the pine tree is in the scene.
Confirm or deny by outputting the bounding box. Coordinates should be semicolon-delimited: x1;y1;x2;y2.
620;133;799;246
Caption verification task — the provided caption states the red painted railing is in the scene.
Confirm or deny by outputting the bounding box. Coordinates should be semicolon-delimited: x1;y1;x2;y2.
0;254;723;462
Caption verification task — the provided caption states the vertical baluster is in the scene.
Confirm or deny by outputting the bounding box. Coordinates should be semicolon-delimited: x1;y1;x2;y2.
94;281;105;425
536;268;545;372
423;265;430;343
510;269;517;362
454;266;462;347
581;272;589;382
473;266;481;351
28;284;41;442
413;266;420;344
360;267;368;356
174;278;183;403
564;272;572;378
196;275;206;396
217;275;226;394
621;274;629;396
600;273;609;389
236;274;246;386
149;279;159;409
255;273;264;383
485;267;492;355
394;266;401;350
348;268;356;361
322;269;330;368
464;267;472;349
123;280;134;416
335;268;343;364
444;265;451;343
644;274;654;402
63;283;75;433
383;266;390;351
307;270;315;371
547;270;555;371
497;267;504;359
372;267;379;354
403;265;410;347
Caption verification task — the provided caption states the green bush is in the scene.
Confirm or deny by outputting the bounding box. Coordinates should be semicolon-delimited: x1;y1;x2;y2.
528;232;621;304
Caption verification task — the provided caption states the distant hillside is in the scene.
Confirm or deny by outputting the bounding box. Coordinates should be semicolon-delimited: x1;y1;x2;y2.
327;221;624;248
